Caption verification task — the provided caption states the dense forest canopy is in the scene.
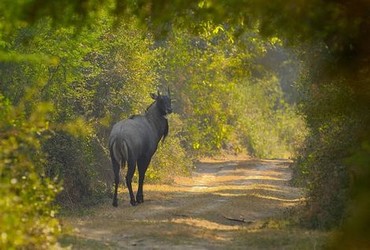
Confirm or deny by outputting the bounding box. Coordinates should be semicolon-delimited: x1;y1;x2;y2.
1;0;369;249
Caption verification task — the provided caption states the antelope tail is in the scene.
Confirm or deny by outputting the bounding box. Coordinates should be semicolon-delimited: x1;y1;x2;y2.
110;139;128;168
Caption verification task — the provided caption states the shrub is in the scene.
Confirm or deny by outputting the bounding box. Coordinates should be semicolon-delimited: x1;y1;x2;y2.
291;78;365;229
149;114;193;183
0;94;61;249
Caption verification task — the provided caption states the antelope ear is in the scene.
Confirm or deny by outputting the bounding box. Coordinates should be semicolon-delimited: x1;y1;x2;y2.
150;93;158;100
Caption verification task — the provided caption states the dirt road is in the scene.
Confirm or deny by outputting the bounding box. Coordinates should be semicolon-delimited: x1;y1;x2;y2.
61;158;327;249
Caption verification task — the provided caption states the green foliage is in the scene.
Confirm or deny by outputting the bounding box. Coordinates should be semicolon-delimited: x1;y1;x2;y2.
149;114;193;183
0;94;61;249
161;23;303;158
291;72;368;229
235;76;306;158
330;141;370;248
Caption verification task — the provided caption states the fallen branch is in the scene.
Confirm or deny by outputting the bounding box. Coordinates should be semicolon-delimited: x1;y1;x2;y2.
222;215;253;224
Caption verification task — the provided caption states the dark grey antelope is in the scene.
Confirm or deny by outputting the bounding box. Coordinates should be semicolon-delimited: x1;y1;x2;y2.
109;90;172;207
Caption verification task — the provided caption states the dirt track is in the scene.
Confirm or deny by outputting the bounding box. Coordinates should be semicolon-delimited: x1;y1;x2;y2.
61;158;327;249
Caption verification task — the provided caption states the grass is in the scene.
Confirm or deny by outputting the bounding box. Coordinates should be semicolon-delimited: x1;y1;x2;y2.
232;230;327;249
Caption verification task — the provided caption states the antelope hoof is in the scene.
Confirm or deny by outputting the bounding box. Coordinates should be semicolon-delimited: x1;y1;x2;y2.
136;195;144;204
130;200;138;206
112;199;118;207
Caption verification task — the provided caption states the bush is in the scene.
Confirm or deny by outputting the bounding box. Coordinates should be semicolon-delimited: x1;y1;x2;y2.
0;94;61;249
149;114;193;183
291;78;365;229
43;132;97;205
235;76;306;159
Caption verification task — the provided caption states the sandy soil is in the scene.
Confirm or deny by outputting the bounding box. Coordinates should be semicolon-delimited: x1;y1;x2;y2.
61;158;326;249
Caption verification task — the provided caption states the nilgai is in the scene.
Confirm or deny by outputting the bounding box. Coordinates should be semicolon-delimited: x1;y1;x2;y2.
109;90;172;207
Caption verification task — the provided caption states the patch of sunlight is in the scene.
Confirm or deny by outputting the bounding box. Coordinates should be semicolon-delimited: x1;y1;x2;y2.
188;183;291;195
251;184;289;193
148;205;172;211
139;184;189;193
188;185;236;193
220;183;289;193
161;226;229;242
169;218;243;231
251;193;305;203
244;175;285;181
213;192;243;197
